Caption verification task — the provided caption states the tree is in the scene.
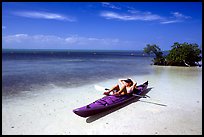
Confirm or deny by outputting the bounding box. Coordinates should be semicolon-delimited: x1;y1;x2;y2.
143;44;165;65
166;42;202;66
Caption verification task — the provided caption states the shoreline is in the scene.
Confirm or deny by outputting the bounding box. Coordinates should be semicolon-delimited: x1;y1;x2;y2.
2;66;202;135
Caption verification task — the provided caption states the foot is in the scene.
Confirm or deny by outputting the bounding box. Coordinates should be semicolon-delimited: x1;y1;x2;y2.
113;92;120;96
103;91;110;96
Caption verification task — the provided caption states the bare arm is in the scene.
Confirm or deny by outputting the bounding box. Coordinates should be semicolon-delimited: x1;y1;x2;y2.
130;82;137;91
118;79;127;85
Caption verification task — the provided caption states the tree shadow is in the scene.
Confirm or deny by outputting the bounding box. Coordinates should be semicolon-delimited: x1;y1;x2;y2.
86;87;155;123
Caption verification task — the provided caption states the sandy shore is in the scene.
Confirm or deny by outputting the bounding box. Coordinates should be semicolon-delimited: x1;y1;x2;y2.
2;66;202;135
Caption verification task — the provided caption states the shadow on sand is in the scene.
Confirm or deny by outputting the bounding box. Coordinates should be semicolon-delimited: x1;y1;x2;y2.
86;87;164;123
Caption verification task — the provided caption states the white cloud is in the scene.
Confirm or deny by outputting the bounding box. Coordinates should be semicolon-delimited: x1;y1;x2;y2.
13;11;76;22
160;12;191;24
101;2;121;10
100;10;191;24
3;34;64;45
2;34;123;49
160;20;181;24
3;34;29;43
3;33;148;50
171;12;191;19
65;35;120;46
100;11;163;21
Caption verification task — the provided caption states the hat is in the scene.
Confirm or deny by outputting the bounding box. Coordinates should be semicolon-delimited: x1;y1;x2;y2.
124;79;133;84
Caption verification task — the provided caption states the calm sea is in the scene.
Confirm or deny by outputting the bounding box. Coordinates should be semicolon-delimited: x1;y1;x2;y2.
2;49;153;97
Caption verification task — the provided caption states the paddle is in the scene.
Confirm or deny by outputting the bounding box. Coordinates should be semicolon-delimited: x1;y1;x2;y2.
132;94;149;98
94;85;109;92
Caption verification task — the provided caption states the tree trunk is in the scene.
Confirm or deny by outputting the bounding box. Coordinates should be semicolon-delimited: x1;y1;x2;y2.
183;60;190;67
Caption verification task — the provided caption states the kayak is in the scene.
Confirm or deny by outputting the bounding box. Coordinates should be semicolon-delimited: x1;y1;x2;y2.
73;81;148;117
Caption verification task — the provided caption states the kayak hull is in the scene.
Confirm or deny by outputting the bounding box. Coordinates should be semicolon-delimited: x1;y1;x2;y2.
73;81;148;117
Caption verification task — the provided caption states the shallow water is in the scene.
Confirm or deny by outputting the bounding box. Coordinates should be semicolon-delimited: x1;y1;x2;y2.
2;65;202;135
2;49;153;98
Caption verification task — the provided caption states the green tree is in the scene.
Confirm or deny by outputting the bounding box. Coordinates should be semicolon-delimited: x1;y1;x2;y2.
166;42;202;66
143;44;165;65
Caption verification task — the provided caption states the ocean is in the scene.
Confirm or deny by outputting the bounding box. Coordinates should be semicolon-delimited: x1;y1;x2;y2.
2;49;153;98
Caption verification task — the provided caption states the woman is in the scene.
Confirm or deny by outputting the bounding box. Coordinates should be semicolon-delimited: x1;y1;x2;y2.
103;78;137;96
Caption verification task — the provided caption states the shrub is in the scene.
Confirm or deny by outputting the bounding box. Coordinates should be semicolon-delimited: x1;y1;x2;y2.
166;42;202;66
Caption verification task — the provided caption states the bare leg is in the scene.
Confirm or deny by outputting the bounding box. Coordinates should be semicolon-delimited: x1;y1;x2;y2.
114;85;127;95
103;84;120;95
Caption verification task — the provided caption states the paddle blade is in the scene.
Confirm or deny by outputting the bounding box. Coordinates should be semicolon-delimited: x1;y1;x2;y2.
94;85;106;91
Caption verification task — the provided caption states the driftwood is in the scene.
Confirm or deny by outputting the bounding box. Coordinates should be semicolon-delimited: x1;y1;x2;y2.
183;60;190;67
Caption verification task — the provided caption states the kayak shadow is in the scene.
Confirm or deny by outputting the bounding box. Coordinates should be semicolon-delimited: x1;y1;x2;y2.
86;87;153;123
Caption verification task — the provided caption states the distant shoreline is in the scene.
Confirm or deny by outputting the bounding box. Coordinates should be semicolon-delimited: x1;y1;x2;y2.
2;48;142;52
2;48;170;54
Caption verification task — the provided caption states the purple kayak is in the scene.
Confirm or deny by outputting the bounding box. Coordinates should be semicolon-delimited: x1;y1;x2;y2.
73;81;148;117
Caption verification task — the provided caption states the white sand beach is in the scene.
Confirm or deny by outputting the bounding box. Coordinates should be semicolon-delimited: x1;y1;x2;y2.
2;66;202;135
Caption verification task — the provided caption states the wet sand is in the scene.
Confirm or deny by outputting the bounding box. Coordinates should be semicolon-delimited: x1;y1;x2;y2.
2;66;202;135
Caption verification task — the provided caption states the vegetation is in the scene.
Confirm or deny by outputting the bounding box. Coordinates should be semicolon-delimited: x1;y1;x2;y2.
143;44;166;65
143;42;202;67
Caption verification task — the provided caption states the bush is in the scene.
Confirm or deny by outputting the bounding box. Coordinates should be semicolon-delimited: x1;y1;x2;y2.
166;42;202;66
143;44;166;65
143;42;202;66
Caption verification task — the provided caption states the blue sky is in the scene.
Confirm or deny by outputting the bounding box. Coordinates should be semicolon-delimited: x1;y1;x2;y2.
2;2;202;50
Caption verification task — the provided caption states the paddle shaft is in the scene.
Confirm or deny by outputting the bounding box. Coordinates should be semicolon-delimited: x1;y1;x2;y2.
132;94;147;98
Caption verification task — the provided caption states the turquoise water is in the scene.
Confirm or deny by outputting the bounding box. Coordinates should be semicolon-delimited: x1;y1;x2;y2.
2;49;153;97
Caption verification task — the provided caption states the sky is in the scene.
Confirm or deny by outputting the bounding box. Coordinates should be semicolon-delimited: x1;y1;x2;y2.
2;2;202;50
